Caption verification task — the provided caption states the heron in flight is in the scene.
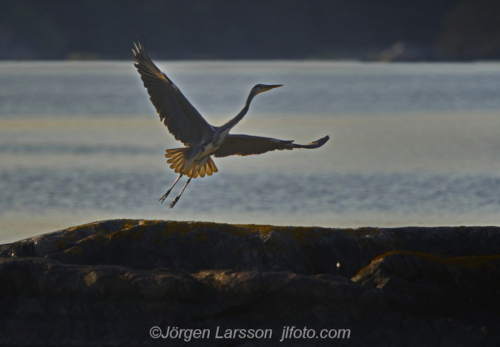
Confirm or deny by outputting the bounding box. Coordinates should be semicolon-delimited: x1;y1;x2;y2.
132;42;329;208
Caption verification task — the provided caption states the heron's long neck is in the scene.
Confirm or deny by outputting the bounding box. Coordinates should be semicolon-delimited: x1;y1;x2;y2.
219;92;256;132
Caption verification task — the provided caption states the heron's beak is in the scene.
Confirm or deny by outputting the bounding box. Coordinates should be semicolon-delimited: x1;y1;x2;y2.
260;84;283;94
266;84;283;91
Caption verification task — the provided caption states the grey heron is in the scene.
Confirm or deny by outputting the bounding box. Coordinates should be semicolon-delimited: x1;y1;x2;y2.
132;42;329;208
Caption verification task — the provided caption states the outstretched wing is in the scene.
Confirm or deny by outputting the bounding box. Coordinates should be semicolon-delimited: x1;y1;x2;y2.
213;134;329;157
132;42;214;146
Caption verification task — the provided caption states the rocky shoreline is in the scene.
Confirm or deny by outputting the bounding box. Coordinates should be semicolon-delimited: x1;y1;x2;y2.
1;219;499;346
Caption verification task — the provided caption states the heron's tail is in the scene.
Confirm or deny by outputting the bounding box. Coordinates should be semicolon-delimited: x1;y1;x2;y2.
165;148;218;178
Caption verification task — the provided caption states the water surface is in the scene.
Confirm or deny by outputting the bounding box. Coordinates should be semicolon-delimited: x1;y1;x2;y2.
1;61;500;243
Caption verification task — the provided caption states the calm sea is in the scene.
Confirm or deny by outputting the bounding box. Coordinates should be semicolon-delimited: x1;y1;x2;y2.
1;61;500;243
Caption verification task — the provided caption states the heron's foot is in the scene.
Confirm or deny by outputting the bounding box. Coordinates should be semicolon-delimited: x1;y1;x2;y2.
159;190;171;203
169;197;180;209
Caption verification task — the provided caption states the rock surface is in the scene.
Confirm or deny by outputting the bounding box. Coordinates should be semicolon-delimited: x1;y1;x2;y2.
1;219;500;346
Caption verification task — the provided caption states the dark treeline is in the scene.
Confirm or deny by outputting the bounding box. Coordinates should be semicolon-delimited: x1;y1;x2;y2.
1;0;499;60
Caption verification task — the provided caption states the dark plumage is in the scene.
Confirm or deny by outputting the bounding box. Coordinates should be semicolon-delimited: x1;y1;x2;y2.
132;41;329;208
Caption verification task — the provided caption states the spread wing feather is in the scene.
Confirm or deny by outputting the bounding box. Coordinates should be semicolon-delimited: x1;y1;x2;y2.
132;42;214;146
213;134;329;157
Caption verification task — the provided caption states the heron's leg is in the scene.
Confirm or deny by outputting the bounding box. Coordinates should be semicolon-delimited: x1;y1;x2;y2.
169;177;192;209
159;174;183;203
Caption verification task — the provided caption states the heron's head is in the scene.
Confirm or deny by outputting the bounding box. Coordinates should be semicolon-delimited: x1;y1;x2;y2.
251;84;283;97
